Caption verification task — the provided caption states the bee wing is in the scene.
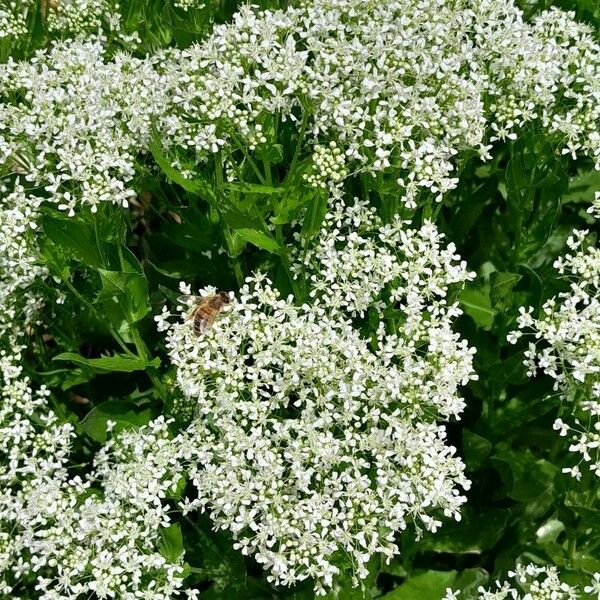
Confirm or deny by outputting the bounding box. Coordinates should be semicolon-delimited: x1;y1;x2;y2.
177;294;201;305
177;295;201;321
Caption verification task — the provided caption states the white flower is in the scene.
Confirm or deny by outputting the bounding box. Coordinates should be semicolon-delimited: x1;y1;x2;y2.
162;200;476;593
454;563;583;600
510;230;600;477
0;342;189;598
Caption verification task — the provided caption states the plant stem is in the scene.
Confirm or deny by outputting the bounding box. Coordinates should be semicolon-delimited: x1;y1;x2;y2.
131;327;167;400
51;266;134;356
215;152;244;287
285;108;309;187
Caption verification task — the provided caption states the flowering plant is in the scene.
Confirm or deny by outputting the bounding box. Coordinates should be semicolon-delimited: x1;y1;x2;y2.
0;0;599;599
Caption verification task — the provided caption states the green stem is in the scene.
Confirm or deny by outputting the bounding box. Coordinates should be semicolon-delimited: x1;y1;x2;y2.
52;266;134;356
215;152;244;287
263;157;272;186
131;327;167;400
285;108;309;187
230;132;266;184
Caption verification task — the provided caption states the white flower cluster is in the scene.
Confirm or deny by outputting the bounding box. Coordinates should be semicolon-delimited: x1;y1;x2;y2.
445;562;600;600
0;340;190;598
1;0;598;214
0;180;189;595
303;143;347;189
159;0;600;207
0;0;121;45
294;198;476;421
0;183;46;339
44;0;121;37
0;343;73;597
172;0;205;11
0;1;31;41
509;230;600;479
0;41;167;214
159;205;475;593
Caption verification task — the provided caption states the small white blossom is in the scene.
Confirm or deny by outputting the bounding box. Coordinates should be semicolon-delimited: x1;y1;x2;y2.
510;230;600;477
162;202;476;593
453;563;582;600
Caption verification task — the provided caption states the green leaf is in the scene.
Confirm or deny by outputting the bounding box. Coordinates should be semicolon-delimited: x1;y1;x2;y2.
536;518;565;545
219;202;263;230
43;215;103;267
419;509;509;554
462;429;492;470
381;570;457;600
489;272;522;308
453;569;489;600
159;524;185;564
223;182;285;195
563;169;600;204
491;447;558;502
149;130;212;198
235;228;281;253
186;514;247;592
96;269;150;324
53;352;159;372
81;399;154;442
118;246;144;274
460;282;494;330
302;192;328;238
259;143;284;164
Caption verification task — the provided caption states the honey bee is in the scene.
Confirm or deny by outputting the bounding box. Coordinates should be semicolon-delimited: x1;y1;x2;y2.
178;291;232;336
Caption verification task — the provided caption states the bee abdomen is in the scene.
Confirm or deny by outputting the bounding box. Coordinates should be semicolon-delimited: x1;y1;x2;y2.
193;306;213;335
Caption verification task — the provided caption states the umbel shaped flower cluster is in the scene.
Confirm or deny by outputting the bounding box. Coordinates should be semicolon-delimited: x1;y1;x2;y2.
0;41;166;215
0;0;122;44
0;182;47;339
0;341;190;598
509;230;600;479
444;562;600;600
0;0;599;215
159;202;475;593
161;0;599;207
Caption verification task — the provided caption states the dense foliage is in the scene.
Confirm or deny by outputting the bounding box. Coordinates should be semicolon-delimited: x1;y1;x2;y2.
0;0;599;599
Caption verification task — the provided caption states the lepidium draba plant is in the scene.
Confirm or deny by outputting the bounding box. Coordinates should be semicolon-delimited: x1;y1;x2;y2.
0;343;191;599
444;562;600;600
157;198;476;594
509;229;600;480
